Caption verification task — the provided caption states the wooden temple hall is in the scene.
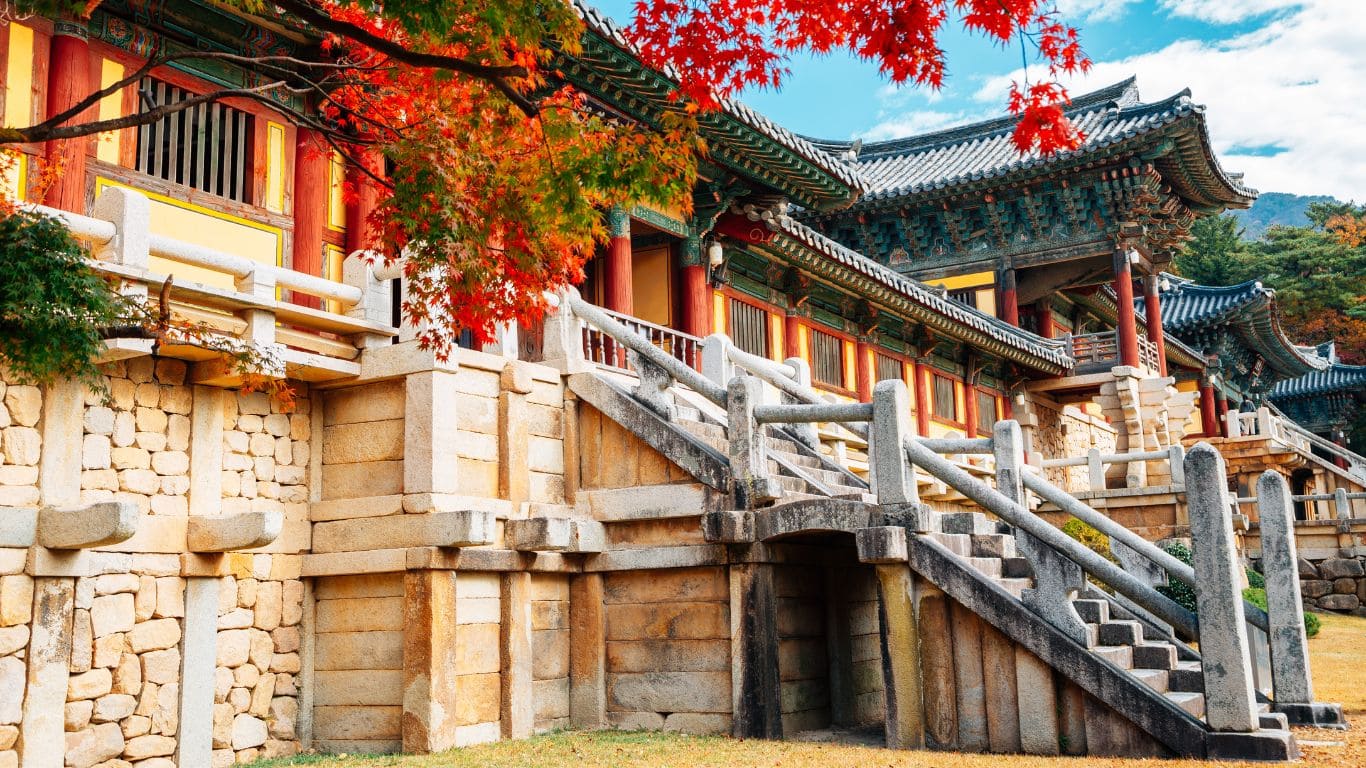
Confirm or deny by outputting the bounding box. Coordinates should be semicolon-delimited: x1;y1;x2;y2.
0;2;1362;767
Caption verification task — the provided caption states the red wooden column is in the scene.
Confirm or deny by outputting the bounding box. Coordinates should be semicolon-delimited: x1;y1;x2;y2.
292;128;329;308
999;267;1020;326
344;149;384;255
1143;275;1169;376
42;19;91;212
855;340;874;402
1034;300;1055;339
604;205;633;314
679;234;711;338
1112;249;1141;368
912;359;931;437
1199;380;1219;437
1217;395;1231;438
784;313;801;360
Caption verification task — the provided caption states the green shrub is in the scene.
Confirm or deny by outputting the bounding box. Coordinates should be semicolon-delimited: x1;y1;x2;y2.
1246;567;1266;590
1304;611;1321;638
1155;542;1200;613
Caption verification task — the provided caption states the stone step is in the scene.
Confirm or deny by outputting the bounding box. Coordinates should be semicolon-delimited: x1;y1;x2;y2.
1001;557;1033;579
675;405;702;421
1091;645;1134;669
994;577;1030;600
969;533;1016;558
776;476;807;494
1130;668;1170;694
965;557;1002;578
940;512;999;536
929;532;972;557
1073;599;1111;625
767;448;825;471
1167;661;1204;693
1131;642;1179;671
1165;691;1206;719
1095;620;1145;647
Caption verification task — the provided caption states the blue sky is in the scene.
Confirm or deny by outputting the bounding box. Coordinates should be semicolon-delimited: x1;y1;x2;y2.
592;1;1365;201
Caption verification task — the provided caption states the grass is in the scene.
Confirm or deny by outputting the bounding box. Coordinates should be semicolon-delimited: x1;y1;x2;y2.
250;612;1366;768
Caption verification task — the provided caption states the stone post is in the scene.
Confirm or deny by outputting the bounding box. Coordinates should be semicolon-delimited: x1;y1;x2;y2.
19;579;75;768
91;186;151;301
1184;443;1258;732
498;363;532;506
729;562;781;739
500;572;534;738
402;570;460;752
175;578;219;766
1333;488;1351;520
727;375;777;509
700;334;734;389
540;290;583;371
342;253;395;349
568;574;606;729
404;370;461;499
871;379;915;505
875;564;925;749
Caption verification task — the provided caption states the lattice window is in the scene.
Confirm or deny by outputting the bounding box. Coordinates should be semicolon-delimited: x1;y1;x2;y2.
976;390;998;435
728;297;769;359
875;353;902;384
136;78;252;202
932;374;957;421
810;329;845;388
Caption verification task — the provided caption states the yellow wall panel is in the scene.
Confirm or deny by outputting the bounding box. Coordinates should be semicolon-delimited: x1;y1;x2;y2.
327;151;346;231
96;178;282;291
841;340;855;390
95;58;124;164
975;288;997;318
712;291;726;337
1;153;25;201
796;325;809;360
768;314;783;361
631;245;671;326
3;24;34;129
265;122;286;213
924;271;994;291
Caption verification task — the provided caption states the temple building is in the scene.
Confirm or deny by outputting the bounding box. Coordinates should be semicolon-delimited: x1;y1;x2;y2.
0;2;1358;766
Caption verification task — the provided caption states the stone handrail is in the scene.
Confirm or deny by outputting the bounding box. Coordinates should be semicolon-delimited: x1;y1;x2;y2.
1041;445;1186;491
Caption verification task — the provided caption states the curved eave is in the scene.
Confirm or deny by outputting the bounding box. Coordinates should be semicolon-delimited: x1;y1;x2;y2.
1268;364;1366;401
563;3;864;210
758;219;1073;374
1159;286;1327;379
819;92;1254;217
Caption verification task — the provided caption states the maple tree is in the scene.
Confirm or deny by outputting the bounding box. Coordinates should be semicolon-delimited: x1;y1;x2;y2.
2;0;1090;373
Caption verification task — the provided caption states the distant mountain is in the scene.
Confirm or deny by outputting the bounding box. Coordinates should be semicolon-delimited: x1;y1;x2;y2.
1227;192;1339;240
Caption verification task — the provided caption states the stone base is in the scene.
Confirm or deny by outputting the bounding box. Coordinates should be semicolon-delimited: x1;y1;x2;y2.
1273;701;1348;730
1205;729;1300;762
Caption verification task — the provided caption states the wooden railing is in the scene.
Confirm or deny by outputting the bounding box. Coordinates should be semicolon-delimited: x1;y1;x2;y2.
1067;329;1161;374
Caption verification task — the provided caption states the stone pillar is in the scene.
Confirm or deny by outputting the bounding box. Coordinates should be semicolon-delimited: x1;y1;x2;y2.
875;564;924;749
729;562;781;739
404;370;461;498
176;578;219;766
402;570;460;752
38;378;83;507
291;128;329;307
604;206;633;314
498;363;532;506
568;574;606;729
500;572;533;739
727;375;777;509
19;579;75;768
1184;443;1258;732
343;149;384;255
855;340;874;402
1143;275;1168;376
998;267;1019;326
679;234;711;339
1112;249;1141;368
42;18;89;213
1200;381;1219;438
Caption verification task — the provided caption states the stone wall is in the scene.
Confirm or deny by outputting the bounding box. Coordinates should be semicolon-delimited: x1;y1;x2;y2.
846;567;884;726
602;567;731;734
1023;395;1117;491
1295;556;1366;615
530;574;571;733
775;566;828;734
311;573;404;754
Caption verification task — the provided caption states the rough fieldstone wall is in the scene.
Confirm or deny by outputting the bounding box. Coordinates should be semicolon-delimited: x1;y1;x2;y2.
602;567;731;734
1;381;42;507
1295;556;1366;614
1029;398;1117;491
0;380;40;768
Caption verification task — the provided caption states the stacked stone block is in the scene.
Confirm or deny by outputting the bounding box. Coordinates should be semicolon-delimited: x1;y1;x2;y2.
1;381;43;507
775;566;828;734
846;568;885;725
312;574;405;753
530;575;571;732
1294;556;1366;614
0;571;31;768
221;391;310;520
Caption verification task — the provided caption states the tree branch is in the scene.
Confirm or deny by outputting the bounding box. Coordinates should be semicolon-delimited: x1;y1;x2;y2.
270;0;541;117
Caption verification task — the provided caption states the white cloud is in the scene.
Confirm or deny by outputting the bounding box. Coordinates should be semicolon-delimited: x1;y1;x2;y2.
1156;0;1304;24
1055;0;1140;22
969;0;1366;200
863;109;992;141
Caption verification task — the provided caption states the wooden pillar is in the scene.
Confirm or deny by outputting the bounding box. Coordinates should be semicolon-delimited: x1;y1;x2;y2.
783;313;801;360
856;340;874;402
730;562;782;739
912;359;931;437
292;127;329;308
1217;395;1231;438
1143;275;1169;376
679;234;711;337
604;205;633;314
999;267;1019;326
1112;249;1141;368
1034;300;1055;339
964;383;979;439
343;149;384;255
42;19;90;212
1200;381;1220;438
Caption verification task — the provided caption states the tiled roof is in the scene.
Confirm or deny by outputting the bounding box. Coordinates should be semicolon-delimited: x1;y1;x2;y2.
1269;363;1366;400
764;216;1074;370
809;78;1254;210
1151;273;1327;377
569;2;865;207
